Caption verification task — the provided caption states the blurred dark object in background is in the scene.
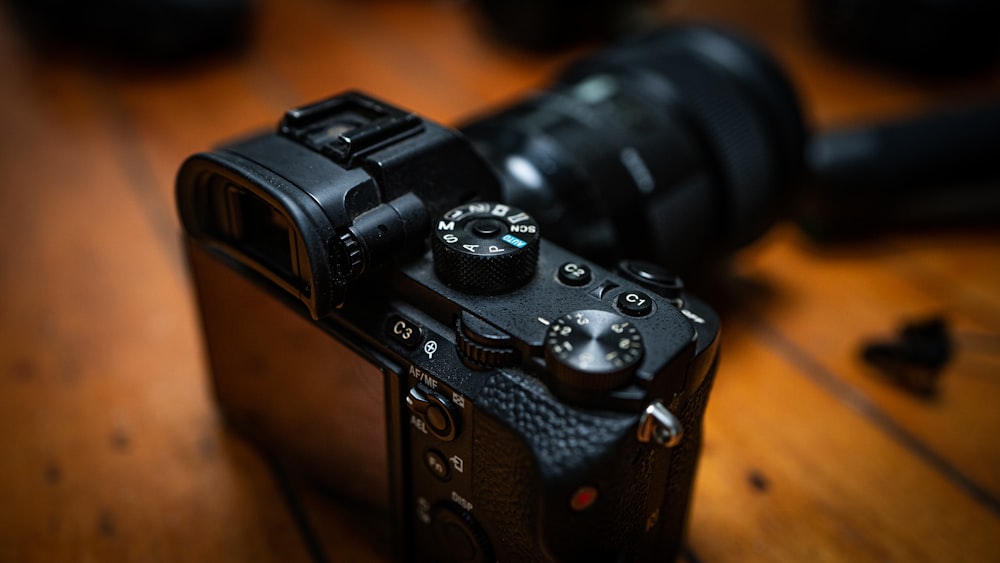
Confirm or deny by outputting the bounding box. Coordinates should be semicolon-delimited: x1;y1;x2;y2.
474;0;1000;70
5;0;254;63
810;0;1000;75
862;317;952;398
472;0;655;51
461;25;808;276
465;0;999;253
800;101;1000;240
463;22;1000;276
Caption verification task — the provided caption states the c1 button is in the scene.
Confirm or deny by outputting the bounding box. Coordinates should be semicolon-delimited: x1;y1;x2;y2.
617;291;654;317
388;315;422;349
558;262;592;286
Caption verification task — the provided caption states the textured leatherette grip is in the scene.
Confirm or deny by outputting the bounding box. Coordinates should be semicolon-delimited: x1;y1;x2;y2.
473;371;641;561
472;350;719;561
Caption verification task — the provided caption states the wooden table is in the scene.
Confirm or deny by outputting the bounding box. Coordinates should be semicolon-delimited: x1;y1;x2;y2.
1;0;998;560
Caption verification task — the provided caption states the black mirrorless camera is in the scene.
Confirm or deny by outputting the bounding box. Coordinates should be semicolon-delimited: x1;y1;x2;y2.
178;25;806;562
178;90;719;562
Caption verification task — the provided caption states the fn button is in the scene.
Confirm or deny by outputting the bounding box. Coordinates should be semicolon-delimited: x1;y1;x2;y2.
424;449;451;481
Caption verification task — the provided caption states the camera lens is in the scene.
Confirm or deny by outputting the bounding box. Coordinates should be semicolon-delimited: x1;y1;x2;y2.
462;25;807;274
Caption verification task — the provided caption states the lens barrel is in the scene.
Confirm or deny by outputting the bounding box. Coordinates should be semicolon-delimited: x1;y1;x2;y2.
462;25;807;274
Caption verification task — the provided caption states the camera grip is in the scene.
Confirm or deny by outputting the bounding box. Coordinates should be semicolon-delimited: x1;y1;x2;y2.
472;367;716;561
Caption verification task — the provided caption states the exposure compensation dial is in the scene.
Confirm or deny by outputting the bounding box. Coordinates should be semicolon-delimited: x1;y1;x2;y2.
544;309;645;391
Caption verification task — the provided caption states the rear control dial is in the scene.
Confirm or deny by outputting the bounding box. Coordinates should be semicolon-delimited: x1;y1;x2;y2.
430;502;492;563
432;202;540;293
545;310;645;391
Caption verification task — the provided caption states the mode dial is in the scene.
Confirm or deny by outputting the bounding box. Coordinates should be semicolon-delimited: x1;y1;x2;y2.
545;310;645;391
432;202;540;294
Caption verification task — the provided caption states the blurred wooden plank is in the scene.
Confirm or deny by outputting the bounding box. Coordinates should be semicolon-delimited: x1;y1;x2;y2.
98;0;565;228
690;312;1000;562
98;63;290;243
727;225;1000;500
0;14;314;563
243;0;575;122
882;229;1000;323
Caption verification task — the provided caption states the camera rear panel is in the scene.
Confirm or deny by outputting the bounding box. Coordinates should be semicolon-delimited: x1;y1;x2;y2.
186;229;719;561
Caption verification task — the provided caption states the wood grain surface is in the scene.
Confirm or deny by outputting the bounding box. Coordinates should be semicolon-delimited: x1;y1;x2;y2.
1;0;998;561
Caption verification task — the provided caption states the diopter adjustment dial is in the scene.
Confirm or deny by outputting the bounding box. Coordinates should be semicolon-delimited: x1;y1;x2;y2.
545;310;645;391
432;202;540;294
332;231;365;282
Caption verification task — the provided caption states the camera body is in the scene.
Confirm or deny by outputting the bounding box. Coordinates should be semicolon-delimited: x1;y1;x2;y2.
178;91;720;561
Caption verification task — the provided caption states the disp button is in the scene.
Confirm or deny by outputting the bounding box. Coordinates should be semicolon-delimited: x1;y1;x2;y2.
430;502;492;563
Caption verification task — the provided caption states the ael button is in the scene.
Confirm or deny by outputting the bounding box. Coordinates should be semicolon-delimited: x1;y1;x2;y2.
406;385;459;441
